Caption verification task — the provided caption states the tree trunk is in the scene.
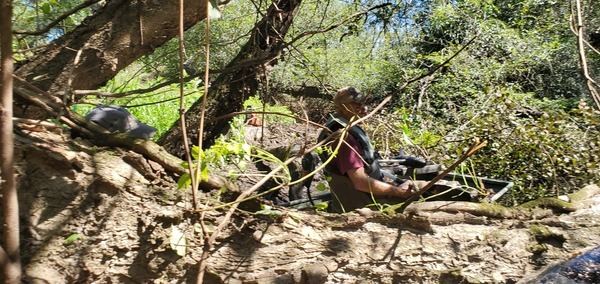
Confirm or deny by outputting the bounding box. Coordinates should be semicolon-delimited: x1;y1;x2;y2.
1;0;22;282
13;0;207;119
158;0;303;158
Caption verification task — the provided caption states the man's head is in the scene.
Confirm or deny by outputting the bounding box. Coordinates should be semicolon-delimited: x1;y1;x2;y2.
333;87;368;119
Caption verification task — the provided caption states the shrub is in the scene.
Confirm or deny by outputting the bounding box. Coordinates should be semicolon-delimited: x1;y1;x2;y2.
368;92;600;206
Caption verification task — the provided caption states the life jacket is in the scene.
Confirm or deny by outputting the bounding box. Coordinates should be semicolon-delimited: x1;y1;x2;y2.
317;114;382;180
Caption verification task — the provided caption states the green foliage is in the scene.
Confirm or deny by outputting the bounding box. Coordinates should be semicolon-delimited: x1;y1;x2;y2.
13;0;95;53
315;182;328;192
255;205;283;217
371;89;600;206
73;64;203;140
355;0;597;207
243;95;295;124
140;0;261;80
271;1;396;96
177;116;251;189
36;0;599;208
313;202;329;212
453;95;599;205
177;116;291;191
63;233;81;246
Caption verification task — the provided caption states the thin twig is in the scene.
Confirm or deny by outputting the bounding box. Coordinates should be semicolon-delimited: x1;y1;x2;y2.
197;1;213;282
178;0;198;210
398;34;479;91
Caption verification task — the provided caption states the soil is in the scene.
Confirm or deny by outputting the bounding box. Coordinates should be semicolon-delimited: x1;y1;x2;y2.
7;120;600;283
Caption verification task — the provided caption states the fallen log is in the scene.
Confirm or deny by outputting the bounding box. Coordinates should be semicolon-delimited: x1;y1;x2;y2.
404;184;600;220
13;80;227;190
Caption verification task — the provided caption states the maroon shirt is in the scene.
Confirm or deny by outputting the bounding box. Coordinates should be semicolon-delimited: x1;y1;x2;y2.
334;133;365;175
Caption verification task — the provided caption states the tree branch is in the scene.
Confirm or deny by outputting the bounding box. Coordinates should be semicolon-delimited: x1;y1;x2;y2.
572;0;600;109
1;0;22;281
13;0;101;36
284;3;391;48
12;76;227;190
398;34;478;92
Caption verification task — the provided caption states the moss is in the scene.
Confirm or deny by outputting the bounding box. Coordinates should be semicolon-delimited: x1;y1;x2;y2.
568;184;600;203
520;197;578;213
484;230;509;247
529;224;553;239
528;243;549;254
478;203;515;217
528;224;566;246
438;268;481;284
519;185;600;213
471;202;531;219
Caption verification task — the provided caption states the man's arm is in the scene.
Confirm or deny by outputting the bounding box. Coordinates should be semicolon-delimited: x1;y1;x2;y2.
347;167;414;198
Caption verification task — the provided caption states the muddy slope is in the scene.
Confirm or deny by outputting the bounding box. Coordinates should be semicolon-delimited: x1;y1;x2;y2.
9;123;600;283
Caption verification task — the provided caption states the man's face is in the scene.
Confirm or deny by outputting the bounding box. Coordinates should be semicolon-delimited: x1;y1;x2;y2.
342;102;368;118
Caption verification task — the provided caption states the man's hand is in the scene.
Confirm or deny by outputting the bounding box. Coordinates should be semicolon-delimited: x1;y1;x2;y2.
396;180;417;198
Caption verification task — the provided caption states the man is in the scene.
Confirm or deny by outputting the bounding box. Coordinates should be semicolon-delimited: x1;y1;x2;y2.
318;87;416;213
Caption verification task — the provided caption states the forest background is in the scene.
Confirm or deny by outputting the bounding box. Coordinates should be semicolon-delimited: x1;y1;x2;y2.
10;0;596;204
1;0;600;282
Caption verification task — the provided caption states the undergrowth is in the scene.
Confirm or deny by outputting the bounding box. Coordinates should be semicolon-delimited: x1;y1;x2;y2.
73;65;600;207
368;90;600;206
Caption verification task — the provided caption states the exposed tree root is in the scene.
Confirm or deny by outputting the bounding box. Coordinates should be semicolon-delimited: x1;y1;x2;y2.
406;184;600;219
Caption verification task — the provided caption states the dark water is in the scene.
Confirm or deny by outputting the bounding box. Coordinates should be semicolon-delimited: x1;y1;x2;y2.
531;245;600;284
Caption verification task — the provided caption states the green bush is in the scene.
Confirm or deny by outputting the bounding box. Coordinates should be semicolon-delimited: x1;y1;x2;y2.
368;92;600;206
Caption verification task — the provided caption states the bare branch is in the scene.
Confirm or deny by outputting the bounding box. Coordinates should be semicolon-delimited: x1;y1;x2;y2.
572;0;600;109
284;3;391;48
12;77;232;189
396;140;488;213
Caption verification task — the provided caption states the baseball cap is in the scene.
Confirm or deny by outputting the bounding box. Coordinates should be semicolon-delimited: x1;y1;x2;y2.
333;87;368;106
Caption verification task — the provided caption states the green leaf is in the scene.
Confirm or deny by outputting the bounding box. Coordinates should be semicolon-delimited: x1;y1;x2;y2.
169;225;187;257
63;17;75;27
315;182;328;191
255;205;282;217
177;173;191;189
40;3;51;14
64;233;81;246
238;160;248;170
242;143;252;156
314;202;329;211
191;146;200;160
200;164;209;181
